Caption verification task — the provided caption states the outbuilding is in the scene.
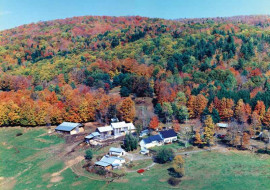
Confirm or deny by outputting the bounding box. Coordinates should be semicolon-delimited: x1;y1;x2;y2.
217;123;229;134
95;155;125;170
109;147;126;157
85;132;100;142
217;123;229;128
55;122;84;135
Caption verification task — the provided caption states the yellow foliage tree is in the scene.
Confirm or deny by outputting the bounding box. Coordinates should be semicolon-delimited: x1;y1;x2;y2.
203;115;215;146
172;155;185;177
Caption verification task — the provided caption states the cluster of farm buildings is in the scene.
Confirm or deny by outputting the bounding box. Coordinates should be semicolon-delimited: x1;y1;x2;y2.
54;119;182;169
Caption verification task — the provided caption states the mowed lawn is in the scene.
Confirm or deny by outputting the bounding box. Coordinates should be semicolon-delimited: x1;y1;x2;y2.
108;151;270;190
0;127;106;190
0;127;270;190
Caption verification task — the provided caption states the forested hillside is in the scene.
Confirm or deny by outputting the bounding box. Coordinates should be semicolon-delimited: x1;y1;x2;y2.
1;15;270;129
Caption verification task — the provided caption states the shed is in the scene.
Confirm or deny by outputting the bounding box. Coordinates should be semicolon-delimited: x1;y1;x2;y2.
217;123;229;128
85;132;100;142
109;147;126;157
55;122;84;135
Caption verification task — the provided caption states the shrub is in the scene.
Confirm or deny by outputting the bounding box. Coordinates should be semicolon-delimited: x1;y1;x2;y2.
96;168;107;176
156;148;174;164
85;149;93;160
168;177;180;186
257;149;270;155
16;132;23;137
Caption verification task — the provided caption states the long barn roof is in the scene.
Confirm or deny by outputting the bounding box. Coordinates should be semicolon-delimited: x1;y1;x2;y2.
55;122;82;132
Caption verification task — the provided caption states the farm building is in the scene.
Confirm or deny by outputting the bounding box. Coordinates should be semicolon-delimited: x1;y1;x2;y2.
217;123;229;134
140;147;150;155
85;132;100;142
159;129;178;143
55;122;84;135
111;121;136;137
217;123;229;128
96;126;113;138
96;121;136;139
95;155;125;170
109;147;126;157
140;134;163;149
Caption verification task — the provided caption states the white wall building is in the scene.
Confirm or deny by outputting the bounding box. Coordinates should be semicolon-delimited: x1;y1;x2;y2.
139;134;163;149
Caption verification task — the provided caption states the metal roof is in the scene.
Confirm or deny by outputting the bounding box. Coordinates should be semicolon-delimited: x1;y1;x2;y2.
111;121;127;129
111;122;135;130
109;147;125;153
95;161;110;167
55;122;82;132
159;129;177;139
143;134;163;144
85;132;100;139
95;156;124;167
217;123;229;128
97;126;113;133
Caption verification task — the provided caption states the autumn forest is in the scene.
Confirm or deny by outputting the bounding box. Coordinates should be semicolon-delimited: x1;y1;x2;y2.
1;15;270;134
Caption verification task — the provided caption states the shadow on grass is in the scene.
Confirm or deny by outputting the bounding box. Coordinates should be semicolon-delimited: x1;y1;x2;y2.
167;167;183;178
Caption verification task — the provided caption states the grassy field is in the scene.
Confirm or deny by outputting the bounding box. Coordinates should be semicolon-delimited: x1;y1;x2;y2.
0;127;269;190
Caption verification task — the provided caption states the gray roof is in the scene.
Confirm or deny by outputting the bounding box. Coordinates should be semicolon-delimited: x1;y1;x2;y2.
55;122;82;132
85;132;100;139
217;123;229;128
95;161;110;167
111;122;135;130
95;156;124;167
97;126;113;133
101;156;124;164
109;147;125;153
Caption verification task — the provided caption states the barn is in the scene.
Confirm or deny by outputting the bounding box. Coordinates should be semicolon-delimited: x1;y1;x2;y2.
55;122;84;135
95;155;125;170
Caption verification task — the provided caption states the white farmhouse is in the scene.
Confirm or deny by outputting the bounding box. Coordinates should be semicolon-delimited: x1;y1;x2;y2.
139;134;163;149
111;121;136;137
96;121;136;139
96;126;113;138
159;129;178;144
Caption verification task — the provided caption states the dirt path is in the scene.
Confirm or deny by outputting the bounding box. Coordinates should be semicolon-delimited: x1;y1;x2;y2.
50;155;84;183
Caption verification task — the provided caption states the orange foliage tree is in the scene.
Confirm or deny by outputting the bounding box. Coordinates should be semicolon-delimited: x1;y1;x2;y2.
118;97;136;122
187;94;208;118
149;116;159;130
